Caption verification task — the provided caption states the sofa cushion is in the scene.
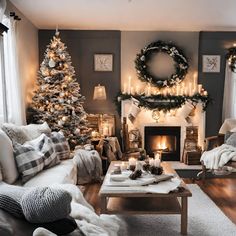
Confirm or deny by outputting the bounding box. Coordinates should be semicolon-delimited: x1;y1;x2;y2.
1;122;51;145
23;159;77;187
21;187;72;223
13;134;60;183
51;132;70;160
0;129;19;183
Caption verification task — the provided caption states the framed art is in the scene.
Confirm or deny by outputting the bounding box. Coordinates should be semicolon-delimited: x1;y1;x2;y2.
94;54;113;72
202;55;221;73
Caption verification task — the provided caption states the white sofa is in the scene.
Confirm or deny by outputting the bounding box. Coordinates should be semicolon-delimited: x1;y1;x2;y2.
0;128;77;187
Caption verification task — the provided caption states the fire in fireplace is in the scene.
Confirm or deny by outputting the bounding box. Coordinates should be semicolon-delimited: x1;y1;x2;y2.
144;126;181;161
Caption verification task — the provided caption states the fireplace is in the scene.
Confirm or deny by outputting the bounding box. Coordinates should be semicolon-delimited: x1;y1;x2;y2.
144;126;181;161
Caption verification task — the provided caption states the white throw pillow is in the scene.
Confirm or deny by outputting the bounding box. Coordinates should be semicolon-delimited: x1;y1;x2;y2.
0;129;19;183
1;122;51;144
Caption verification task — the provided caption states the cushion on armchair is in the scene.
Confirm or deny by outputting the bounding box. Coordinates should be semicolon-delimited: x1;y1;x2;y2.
226;132;236;147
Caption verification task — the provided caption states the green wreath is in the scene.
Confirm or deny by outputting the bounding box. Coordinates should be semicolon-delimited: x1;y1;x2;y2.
135;40;189;88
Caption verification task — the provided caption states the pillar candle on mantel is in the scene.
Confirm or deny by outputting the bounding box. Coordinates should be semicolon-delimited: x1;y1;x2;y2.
135;85;140;95
128;76;132;94
198;84;202;94
123;83;127;94
193;73;197;94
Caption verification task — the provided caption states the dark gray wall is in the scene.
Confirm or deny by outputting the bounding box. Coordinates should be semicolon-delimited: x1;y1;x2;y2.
198;32;236;136
38;30;121;134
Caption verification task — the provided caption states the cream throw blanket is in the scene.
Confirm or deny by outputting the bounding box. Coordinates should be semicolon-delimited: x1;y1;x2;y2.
33;184;121;236
73;149;103;184
200;144;236;169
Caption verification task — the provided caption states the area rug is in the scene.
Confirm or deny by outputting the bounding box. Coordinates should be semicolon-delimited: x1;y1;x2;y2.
118;184;236;236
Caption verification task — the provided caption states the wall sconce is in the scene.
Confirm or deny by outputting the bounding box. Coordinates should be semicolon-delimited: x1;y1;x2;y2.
93;84;107;100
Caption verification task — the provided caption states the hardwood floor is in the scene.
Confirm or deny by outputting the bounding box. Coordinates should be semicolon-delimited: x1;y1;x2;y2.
82;178;236;224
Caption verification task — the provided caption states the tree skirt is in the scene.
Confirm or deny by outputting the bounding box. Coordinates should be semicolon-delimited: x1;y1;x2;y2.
118;184;236;236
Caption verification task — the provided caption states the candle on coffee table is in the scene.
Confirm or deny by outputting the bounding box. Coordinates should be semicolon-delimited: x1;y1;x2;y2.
129;157;136;171
149;158;155;166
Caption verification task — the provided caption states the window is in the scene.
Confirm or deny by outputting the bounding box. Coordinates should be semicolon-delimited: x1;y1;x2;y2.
0;15;25;125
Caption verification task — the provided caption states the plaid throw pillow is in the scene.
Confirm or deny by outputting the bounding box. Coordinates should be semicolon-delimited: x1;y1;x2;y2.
51;132;70;160
13;134;60;183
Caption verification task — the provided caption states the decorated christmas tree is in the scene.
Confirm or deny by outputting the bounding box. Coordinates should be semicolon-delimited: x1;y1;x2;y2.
29;30;91;149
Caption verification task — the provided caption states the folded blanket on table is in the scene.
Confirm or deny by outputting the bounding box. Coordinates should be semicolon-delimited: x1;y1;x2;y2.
200;144;236;169
73;149;102;184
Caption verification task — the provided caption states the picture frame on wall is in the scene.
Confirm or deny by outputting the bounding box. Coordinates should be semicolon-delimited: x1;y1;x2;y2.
94;53;113;72
202;55;221;73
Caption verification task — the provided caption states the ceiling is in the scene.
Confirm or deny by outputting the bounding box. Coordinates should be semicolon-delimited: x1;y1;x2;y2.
9;0;236;31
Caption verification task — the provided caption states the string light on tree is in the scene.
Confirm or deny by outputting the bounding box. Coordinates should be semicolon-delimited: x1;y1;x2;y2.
29;29;91;149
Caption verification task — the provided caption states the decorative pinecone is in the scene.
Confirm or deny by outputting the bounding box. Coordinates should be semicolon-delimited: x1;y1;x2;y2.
143;163;150;172
150;166;163;175
129;170;142;180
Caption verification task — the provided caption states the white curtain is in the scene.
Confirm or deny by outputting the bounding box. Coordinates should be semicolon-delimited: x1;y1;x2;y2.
222;62;236;121
2;15;26;125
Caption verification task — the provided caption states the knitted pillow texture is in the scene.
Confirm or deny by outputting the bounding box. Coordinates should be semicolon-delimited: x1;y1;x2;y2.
21;187;72;223
0;183;26;218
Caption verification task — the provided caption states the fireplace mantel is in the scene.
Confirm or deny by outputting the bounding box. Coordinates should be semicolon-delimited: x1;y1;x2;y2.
121;99;205;161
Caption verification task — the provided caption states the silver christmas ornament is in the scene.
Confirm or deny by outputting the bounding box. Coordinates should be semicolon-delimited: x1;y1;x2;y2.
49;59;56;68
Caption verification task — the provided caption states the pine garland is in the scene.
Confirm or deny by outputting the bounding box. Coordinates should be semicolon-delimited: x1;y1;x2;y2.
135;40;189;88
115;92;211;115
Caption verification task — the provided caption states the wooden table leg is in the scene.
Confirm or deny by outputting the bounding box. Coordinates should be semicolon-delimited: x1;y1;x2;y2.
181;196;188;235
100;196;107;214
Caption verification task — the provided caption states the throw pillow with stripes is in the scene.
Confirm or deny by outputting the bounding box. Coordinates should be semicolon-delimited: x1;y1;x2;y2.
13;134;60;183
51;132;70;160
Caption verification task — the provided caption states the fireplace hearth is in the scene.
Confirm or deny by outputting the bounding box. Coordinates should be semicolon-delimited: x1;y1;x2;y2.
144;126;181;161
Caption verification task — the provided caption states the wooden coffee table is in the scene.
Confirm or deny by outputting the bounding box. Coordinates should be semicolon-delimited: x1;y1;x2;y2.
99;161;192;235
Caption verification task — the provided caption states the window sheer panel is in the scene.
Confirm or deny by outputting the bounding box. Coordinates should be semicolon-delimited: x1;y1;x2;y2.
3;16;25;125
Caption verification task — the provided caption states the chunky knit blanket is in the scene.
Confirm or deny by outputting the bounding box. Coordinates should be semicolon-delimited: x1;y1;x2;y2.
33;184;121;236
201;144;236;169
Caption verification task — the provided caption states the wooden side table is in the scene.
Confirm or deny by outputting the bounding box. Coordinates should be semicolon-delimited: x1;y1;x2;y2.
183;151;201;165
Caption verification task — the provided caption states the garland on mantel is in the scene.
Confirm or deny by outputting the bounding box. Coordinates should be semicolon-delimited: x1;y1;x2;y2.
115;92;211;115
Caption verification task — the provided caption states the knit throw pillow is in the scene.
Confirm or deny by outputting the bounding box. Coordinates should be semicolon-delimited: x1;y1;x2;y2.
0;183;26;218
13;134;60;183
51;132;70;160
21;187;72;223
0;183;76;235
